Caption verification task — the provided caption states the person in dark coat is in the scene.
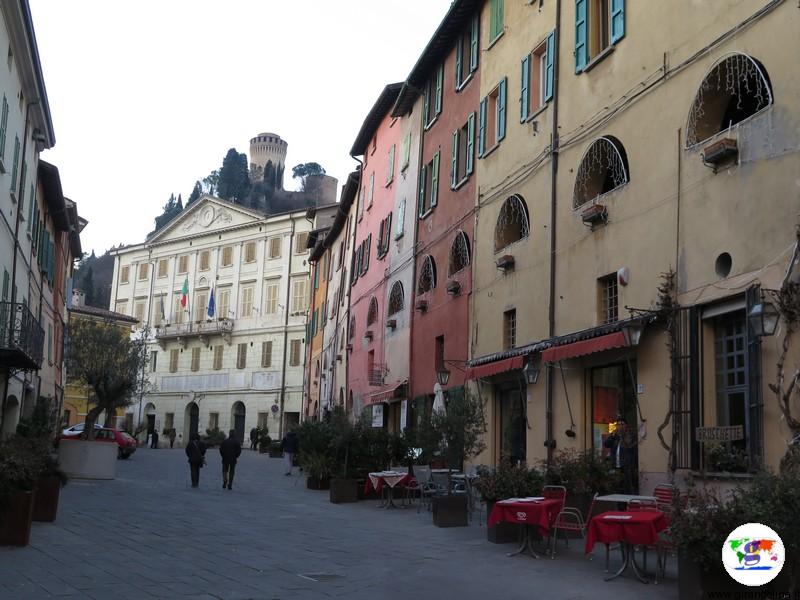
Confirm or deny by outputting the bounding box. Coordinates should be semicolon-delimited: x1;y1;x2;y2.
150;429;159;449
249;427;259;451
168;429;176;449
281;430;299;476
220;429;242;490
185;433;206;488
604;417;637;494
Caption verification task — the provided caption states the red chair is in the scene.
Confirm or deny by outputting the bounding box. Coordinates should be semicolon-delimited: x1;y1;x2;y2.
653;484;680;579
550;492;598;559
627;498;659;511
542;485;567;511
653;483;677;516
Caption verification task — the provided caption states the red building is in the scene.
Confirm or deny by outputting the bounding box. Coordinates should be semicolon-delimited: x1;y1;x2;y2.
393;0;483;414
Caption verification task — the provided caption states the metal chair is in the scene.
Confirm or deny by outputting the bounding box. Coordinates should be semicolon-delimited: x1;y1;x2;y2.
550;492;598;559
627;498;659;511
542;485;567;512
653;484;679;579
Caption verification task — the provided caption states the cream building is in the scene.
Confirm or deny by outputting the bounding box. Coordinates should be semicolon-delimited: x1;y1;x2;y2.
110;196;314;444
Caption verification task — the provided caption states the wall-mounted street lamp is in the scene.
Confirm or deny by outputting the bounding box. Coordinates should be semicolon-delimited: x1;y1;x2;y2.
436;368;451;387
748;297;780;337
523;359;540;385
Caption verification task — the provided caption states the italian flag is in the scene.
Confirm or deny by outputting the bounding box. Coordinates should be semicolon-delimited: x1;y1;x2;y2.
180;278;189;308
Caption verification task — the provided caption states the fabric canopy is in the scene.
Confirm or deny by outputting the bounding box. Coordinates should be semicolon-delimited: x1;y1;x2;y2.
365;381;406;405
465;355;524;380
542;331;628;363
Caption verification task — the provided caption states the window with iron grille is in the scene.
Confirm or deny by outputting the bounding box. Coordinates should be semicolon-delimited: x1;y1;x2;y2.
417;255;437;294
388;281;404;316
448;231;471;276
599;274;618;324
494;195;530;252
503;309;517;350
573;136;629;209
367;296;378;326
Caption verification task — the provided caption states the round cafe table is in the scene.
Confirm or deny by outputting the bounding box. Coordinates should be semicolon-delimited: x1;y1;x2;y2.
488;498;562;558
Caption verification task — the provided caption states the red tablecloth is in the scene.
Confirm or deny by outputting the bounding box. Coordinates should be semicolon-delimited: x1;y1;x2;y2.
488;499;562;537
584;511;668;554
364;473;414;495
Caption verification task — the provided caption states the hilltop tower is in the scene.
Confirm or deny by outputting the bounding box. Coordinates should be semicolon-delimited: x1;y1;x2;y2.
249;132;288;188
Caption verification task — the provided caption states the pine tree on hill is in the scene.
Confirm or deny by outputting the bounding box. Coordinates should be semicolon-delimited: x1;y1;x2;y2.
217;148;251;204
187;181;202;205
82;266;95;307
153;193;183;233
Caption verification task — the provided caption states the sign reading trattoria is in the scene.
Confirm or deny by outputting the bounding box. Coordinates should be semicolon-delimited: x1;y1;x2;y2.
695;425;744;442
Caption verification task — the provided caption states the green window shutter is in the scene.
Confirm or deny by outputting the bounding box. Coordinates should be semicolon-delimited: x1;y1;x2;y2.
423;85;430;125
544;31;556;102
478;98;487;157
418;164;427;214
378;219;385;254
2;269;9;301
0;95;7;160
435;64;443;116
19;161;26;213
396;200;405;236
451;130;459;189
431;152;440;208
49;238;55;286
385;212;392;247
497;78;507;142
611;0;625;43
466;112;475;175
314;263;320;289
520;54;531;122
470;15;480;71
26;184;33;231
491;0;504;39
10;136;20;191
365;234;371;273
575;0;588;73
455;36;463;88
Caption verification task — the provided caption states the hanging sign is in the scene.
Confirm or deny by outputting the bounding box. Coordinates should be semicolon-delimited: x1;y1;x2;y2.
695;425;744;442
371;404;384;428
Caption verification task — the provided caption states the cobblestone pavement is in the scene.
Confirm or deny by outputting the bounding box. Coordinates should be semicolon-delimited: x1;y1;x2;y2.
0;448;678;599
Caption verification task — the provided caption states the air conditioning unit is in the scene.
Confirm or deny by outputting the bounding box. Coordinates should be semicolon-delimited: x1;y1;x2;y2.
415;299;428;312
364;330;374;341
446;280;461;296
496;255;515;271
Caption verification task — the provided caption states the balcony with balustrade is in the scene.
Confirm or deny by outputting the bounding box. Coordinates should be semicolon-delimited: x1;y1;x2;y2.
155;318;233;349
0;302;45;371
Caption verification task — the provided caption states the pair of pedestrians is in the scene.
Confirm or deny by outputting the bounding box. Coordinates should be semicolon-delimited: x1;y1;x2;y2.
185;430;242;489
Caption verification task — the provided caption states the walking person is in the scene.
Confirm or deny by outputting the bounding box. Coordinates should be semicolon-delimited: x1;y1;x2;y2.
151;429;159;449
169;429;176;449
249;427;259;451
281;429;299;476
185;433;206;488
220;430;242;490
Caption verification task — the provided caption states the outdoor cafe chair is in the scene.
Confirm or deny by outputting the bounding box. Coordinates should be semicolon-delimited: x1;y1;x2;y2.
652;484;679;579
550;492;599;559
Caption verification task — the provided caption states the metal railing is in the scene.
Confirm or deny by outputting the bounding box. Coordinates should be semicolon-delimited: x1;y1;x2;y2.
155;318;234;339
368;364;386;386
0;301;45;369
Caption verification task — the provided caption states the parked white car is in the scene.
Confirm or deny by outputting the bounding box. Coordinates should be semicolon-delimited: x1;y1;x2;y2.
61;422;103;436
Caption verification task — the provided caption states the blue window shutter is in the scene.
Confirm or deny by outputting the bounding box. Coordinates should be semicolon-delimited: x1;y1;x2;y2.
435;64;444;115
451;130;459;189
470;15;479;71
611;0;625;43
0;95;7;160
520;55;530;122
455;37;463;88
11;136;19;191
423;85;430;125
418;164;427;214
544;31;556;102
497;78;507;142
478;98;487;157
466;112;475;175
431;152;440;208
575;0;588;73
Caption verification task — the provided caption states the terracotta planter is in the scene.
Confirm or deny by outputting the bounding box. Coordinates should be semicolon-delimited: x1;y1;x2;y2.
0;489;35;546
329;478;358;504
486;501;519;543
432;495;468;527
32;476;61;522
306;476;330;490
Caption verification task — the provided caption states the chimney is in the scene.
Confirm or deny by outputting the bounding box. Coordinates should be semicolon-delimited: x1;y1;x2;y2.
72;289;86;307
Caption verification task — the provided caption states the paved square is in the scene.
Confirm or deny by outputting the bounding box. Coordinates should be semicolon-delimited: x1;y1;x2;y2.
0;448;678;599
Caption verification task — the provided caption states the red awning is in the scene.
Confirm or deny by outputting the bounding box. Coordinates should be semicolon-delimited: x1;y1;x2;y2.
465;355;524;380
365;381;407;405
541;331;628;363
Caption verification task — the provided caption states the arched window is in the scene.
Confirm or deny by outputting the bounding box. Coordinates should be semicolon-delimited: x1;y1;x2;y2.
417;255;437;294
494;195;530;252
686;53;773;146
388;281;404;316
349;316;355;340
573;136;630;209
448;231;471;276
366;296;378;326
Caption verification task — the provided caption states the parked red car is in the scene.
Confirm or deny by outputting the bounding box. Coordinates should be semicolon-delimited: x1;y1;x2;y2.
60;427;138;459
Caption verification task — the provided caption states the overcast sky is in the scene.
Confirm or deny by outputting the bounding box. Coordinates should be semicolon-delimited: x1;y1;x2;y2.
28;1;452;256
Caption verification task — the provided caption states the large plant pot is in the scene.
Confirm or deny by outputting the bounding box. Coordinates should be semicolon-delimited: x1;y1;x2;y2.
486;501;519;543
678;553;792;600
432;495;468;528
58;439;118;480
0;489;35;546
32;476;61;522
306;476;330;490
329;478;358;504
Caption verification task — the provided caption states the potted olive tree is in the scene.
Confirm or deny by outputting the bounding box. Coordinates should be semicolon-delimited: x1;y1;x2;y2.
297;420;335;490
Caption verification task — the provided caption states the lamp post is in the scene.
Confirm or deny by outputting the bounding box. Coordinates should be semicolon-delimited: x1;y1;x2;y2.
748;299;780;337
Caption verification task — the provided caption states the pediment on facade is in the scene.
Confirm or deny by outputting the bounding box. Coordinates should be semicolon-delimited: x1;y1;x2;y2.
147;196;265;244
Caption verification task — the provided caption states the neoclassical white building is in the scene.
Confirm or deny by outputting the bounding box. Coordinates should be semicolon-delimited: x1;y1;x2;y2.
110;196;317;445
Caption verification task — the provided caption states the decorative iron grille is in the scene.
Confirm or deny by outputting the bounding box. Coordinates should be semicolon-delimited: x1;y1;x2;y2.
417;255;437;294
448;231;471;276
494;195;530;252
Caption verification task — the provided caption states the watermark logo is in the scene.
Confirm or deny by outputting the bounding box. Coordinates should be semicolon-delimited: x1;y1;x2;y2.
516;511;527;521
722;523;784;587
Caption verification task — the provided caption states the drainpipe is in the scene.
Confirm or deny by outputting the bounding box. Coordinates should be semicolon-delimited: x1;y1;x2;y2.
545;0;562;467
346;160;362;419
278;218;295;438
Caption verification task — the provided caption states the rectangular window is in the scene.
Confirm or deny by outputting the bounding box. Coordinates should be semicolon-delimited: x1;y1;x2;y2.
368;172;375;207
0;95;7;160
195;292;208;322
295;232;308;254
178;255;189;274
455;15;480;88
435;335;445;371
386;145;395;185
264;281;279;315
138;263;149;281
164;413;174;431
291;279;308;313
221;246;233;267
520;33;555;121
359;186;366;220
290;339;302;366
209;413;219;431
258;412;269;430
451;114;476;187
489;0;504;42
134;301;145;325
1;269;8;301
199;250;210;271
236;343;247;369
478;78;507;156
337;242;344;271
157;259;168;278
575;0;624;72
599;273;618;324
213;345;223;370
244;242;256;263
377;212;393;258
396;200;406;238
400;133;411;171
120;266;130;284
150;351;158;373
423;64;444;127
169;349;179;373
418;152;440;216
261;341;273;368
191;347;201;372
174;295;184;324
218;289;230;319
268;237;282;259
503;309;517;350
115;300;128;315
240;286;254;317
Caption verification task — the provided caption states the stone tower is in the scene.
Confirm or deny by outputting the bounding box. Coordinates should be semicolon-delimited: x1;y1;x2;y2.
249;132;288;188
